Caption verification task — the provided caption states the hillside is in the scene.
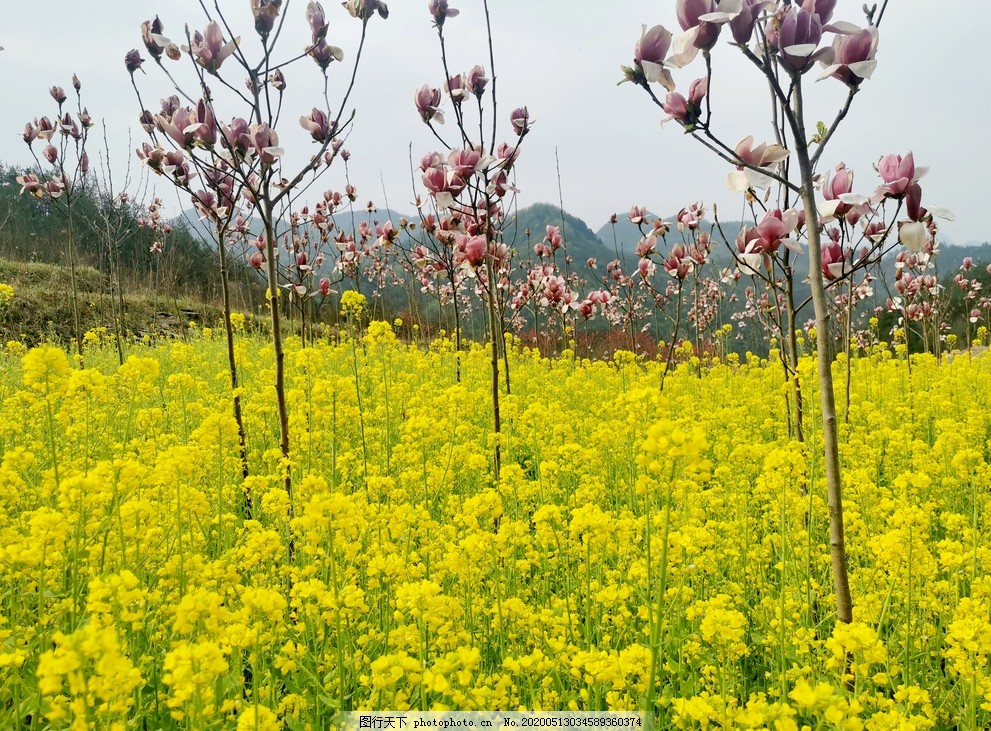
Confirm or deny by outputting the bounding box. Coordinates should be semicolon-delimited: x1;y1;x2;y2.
0;257;227;345
505;203;609;265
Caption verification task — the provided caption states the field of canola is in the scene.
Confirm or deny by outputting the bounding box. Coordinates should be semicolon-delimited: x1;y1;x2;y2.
1;323;990;730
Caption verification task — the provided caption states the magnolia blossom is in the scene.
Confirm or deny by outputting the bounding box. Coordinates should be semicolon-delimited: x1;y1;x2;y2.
819;162;869;220
669;0;743;67
251;0;282;36
775;4;827;74
343;0;389;21
633;25;675;91
510;107;531;136
662;77;707;128
415;85;444;124
466;65;488;97
141;16;170;61
299;108;332;141
897;221;929;253
821;240;848;280
735;209;801;273
446;73;467;103
628;206;648;225
15;173;43;198
185;22;240;74
726;136;789;192
428;0;459;26
250;123;284;164
462;235;487;266
307;2;328;40
818;26;878;85
729;0;768;44
874;152;927;199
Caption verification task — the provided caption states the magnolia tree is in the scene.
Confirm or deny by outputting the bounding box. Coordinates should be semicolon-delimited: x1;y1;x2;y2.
127;0;388;519
17;78;93;360
623;0;950;667
406;0;531;480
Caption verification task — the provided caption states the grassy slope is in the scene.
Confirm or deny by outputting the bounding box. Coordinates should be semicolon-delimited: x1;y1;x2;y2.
0;258;225;345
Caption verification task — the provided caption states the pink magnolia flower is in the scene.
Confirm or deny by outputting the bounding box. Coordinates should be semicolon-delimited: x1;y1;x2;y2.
251;0;283;37
821;241;848;280
420;151;444;172
737;209;801;265
15;173;44;198
466;65;488;98
299;108;332;142
446;73;467;103
415;85;444;124
664;244;692;279
34;117;56;141
726;136;789;191
628;206;648;225
820;162;869;220
220;117;251;158
141;17;171;62
269;69;286;91
807;0;836;25
429;0;459;27
191;100;217;147
250;123;283;165
510;106;531;136
775;4;828;74
309;40;344;68
463;235;487;266
730;0;769;45
662;77;707;128
633;25;675;91
875;152;927;198
375;220;399;246
343;0;389;21
898;220;929;253
422;166;464;209
448;147;484;178
307;2;329;41
156;106;195;149
50;86;66;105
670;0;745;67
185;22;240;74
818;26;878;86
677;203;704;230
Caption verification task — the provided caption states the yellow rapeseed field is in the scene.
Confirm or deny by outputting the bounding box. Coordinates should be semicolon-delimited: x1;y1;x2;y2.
1;323;990;729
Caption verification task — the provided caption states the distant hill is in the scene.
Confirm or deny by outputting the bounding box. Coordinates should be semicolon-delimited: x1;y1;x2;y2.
503;203;609;266
179;205;412;246
594;211;749;263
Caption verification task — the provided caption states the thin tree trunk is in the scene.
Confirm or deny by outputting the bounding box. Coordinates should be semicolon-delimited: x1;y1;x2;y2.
449;272;462;384
793;79;853;625
218;230;251;514
485;260;502;482
784;265;804;442
261;201;293;551
65;207;83;363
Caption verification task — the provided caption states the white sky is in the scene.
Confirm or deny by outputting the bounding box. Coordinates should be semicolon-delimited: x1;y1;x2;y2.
3;0;989;243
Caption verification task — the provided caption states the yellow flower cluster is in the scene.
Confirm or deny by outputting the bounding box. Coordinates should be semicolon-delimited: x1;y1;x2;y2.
0;335;989;727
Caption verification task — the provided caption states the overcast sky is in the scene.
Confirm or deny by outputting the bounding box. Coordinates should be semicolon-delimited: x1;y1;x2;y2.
3;1;989;244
